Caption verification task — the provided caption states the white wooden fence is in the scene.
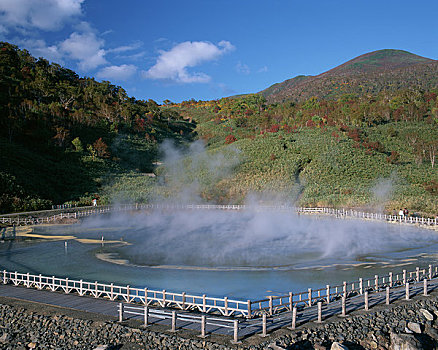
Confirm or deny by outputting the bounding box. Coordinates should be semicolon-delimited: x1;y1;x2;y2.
1;204;436;227
2;262;438;320
119;303;239;342
248;264;437;317
0;270;250;317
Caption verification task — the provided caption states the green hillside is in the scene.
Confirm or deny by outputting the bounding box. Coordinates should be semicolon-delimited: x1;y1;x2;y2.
167;92;437;216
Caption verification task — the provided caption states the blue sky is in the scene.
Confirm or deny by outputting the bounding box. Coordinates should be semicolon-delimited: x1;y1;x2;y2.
1;0;437;103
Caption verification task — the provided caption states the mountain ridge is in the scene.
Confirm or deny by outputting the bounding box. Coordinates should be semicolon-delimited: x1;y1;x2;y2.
261;49;438;102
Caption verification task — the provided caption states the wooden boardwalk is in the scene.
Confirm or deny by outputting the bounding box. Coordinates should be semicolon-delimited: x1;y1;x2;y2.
1;279;438;341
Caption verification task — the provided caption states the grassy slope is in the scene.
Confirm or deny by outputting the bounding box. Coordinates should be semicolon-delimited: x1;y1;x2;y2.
179;112;437;215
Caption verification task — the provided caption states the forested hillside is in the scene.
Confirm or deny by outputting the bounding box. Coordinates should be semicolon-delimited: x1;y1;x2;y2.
0;42;195;213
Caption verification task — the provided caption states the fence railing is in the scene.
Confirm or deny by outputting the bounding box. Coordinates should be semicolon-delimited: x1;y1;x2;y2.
1;262;437;320
119;303;239;342
1;204;436;227
118;265;438;342
248;264;437;317
0;270;250;317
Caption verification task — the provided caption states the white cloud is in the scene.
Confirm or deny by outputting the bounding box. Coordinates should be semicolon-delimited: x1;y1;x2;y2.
236;61;250;75
258;65;268;73
108;41;143;54
59;29;107;70
101;29;114;36
143;40;235;83
0;0;83;32
16;38;64;63
96;64;137;81
115;51;147;61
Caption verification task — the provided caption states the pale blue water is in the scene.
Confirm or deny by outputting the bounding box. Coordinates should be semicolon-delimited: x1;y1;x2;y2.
0;210;437;300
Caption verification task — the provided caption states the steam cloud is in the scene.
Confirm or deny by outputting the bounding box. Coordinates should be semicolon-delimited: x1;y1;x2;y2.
92;141;436;271
82;208;438;269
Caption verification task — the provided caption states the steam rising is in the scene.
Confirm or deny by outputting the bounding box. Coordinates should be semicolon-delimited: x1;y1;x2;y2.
84;209;438;269
370;173;397;213
92;141;437;272
154;140;240;203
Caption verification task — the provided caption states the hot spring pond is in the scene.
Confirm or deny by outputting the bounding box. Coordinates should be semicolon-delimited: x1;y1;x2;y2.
1;210;437;300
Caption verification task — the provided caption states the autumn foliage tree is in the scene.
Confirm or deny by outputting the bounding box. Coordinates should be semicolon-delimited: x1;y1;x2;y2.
93;138;110;158
225;135;237;144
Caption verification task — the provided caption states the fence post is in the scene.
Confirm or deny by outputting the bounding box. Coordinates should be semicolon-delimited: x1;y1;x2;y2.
429;265;433;280
260;313;267;337
308;288;312;306
247;300;252;318
317;301;322;323
144;306;149;326
224;297;228;316
416;267;420;282
326;285;330;303
386;286;390;305
406;282;410;300
341;296;346;317
290;307;297;330
343;281;347;299
203;294;206;313
118;303;124;322
269;296;273;315
359;278;363;295
403;270;407;285
289;292;294;311
170;311;177;332
375;275;378;291
389;272;393;287
200;315;206;338
424;279;428;296
162;290;166;307
182;292;186;310
364;292;369;311
233;320;239;344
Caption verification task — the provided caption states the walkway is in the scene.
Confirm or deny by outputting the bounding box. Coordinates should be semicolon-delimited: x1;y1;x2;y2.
1;279;438;341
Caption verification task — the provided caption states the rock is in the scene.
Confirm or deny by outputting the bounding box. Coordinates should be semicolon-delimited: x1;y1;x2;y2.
404;327;414;334
0;332;10;344
93;346;109;350
27;343;37;349
268;344;287;350
331;342;349;350
389;332;423;350
424;324;438;340
407;322;422;334
360;339;378;349
419;309;434;321
376;334;390;349
314;343;328;350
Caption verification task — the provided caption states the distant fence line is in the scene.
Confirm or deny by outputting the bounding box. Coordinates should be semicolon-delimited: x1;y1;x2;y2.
0;203;437;226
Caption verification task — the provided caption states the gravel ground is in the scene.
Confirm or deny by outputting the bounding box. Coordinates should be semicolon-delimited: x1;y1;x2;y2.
2;290;438;349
